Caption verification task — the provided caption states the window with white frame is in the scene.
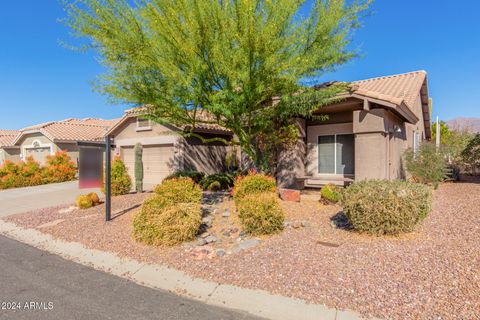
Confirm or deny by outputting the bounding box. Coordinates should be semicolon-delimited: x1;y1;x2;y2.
136;117;152;130
318;134;355;175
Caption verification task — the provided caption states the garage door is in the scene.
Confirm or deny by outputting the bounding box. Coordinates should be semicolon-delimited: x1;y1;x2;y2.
143;144;174;187
25;147;51;165
120;144;174;190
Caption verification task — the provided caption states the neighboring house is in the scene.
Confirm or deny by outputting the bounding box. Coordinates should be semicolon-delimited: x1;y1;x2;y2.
11;118;119;166
107;108;233;189
277;70;431;188
0;130;21;165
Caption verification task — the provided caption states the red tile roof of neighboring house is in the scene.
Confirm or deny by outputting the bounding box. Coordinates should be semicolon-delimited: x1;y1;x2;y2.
0;130;20;147
13;118;121;145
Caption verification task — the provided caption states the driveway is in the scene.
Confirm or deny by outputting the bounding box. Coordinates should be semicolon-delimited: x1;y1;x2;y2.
0;235;259;320
0;181;101;217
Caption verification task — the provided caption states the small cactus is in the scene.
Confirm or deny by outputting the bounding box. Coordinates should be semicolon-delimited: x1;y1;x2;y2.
134;143;143;193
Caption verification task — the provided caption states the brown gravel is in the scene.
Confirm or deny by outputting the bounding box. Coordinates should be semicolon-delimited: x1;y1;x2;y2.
4;183;480;320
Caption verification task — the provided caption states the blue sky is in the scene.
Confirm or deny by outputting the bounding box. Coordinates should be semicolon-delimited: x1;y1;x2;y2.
0;1;479;130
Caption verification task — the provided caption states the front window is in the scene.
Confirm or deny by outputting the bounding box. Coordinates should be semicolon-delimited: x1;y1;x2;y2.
136;118;152;131
318;134;355;175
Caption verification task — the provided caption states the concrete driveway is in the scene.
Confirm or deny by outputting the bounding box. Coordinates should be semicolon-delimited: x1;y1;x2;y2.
0;181;101;217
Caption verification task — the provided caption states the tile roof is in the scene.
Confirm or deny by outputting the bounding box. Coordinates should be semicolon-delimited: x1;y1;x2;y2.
0;130;19;147
14;118;120;145
122;106;231;134
351;70;427;110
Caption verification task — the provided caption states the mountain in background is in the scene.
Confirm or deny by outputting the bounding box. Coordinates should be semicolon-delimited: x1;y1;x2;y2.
446;117;480;133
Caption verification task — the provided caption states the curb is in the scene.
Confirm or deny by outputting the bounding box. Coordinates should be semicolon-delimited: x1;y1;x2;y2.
0;220;379;320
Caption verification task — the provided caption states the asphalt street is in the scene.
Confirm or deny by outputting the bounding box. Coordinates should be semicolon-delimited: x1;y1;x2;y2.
0;235;262;320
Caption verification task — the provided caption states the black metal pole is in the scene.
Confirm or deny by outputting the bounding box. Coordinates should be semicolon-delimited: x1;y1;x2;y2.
105;135;111;222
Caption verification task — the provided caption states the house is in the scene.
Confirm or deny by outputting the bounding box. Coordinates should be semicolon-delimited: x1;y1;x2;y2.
106;107;233;189
0;130;21;165
277;70;431;188
11;118;119;166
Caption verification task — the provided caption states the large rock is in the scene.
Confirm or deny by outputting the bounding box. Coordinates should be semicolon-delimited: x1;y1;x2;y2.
279;188;301;202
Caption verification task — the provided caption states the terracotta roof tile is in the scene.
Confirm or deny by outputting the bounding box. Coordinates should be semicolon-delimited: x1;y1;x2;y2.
352;70;427;109
0;134;18;147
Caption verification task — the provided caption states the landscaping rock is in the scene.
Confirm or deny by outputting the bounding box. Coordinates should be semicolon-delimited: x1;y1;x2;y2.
279;188;301;202
283;221;292;228
200;232;210;238
231;238;261;253
58;206;77;214
205;235;217;243
222;209;231;218
301;221;309;228
196;238;207;246
293;221;302;229
216;249;226;257
201;216;213;227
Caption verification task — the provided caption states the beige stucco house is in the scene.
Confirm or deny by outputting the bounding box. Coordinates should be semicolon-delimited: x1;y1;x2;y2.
277;70;431;188
107;108;233;189
10;118;119;166
0;130;21;165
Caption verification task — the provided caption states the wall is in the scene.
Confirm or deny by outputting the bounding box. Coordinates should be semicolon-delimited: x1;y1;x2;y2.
1;148;21;164
180;134;232;174
277;118;306;188
55;143;80;167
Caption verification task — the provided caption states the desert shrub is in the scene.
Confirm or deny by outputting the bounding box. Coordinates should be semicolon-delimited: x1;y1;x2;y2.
164;170;205;184
0;160;20;177
43;151;77;183
88;192;101;205
153;177;202;204
200;173;234;191
461;133;480;174
341;180;432;235
320;184;342;203
133;197;202;246
232;172;277;204
237;192;285;235
76;194;93;209
404;142;447;189
102;157;132;196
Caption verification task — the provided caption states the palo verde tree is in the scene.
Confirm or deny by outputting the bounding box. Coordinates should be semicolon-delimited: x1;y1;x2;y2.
64;0;371;172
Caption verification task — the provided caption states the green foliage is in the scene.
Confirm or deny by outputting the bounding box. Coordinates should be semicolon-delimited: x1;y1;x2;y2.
342;180;432;235
133;178;202;246
102;157;132;196
165;170;205;184
404;142;448;189
320;184;342;203
76;194;94;209
461;133;480;173
64;0;371;166
237;192;285;235
153;177;202;205
232;172;277;204
432;121;474;163
134;143;143;193
200;173;234;191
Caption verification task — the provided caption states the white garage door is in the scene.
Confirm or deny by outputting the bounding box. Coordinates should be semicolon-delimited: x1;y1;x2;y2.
25;147;51;165
120;144;174;190
143;144;174;187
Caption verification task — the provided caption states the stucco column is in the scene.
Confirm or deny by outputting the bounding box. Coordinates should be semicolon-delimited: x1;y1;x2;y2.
276;118;306;189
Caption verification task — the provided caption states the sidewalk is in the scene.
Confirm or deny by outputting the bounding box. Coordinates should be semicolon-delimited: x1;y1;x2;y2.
0;220;378;320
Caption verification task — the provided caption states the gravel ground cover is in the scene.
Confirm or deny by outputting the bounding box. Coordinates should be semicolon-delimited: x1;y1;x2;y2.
4;183;480;320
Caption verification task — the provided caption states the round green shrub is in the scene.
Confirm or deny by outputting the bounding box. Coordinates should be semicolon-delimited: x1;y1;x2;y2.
88;192;100;205
200;173;234;191
76;195;93;209
342;180;432;235
207;181;222;191
133;197;202;246
102;157;132;196
164;170;205;184
153;177;202;204
232;173;277;204
320;184;342;203
237;192;285;235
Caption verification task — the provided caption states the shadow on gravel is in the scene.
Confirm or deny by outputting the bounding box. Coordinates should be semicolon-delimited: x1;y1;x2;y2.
111;204;142;221
330;211;353;231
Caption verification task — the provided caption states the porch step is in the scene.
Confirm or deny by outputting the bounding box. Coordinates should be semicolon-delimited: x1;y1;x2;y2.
301;176;354;188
